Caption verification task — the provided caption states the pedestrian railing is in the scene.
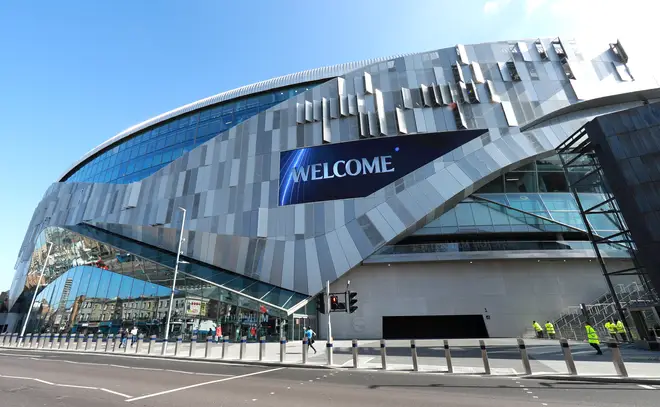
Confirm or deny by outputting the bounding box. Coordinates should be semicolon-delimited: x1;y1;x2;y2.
0;332;640;380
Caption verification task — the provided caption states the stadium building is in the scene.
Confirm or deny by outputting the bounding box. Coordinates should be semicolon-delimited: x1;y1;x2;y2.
5;37;659;341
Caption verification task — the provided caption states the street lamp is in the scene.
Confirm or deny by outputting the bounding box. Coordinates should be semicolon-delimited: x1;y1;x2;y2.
162;207;186;355
20;241;53;345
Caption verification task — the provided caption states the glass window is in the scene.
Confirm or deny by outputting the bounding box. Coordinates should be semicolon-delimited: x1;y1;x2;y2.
505;172;537;193
538;172;569;192
156;138;166;151
536;156;564;171
455;204;475;225
540;194;579;211
471;204;493;225
438;207;458;227
166;134;176;147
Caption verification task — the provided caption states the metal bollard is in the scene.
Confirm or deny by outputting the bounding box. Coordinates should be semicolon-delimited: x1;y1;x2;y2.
105;334;114;353
174;335;182;356
136;334;144;354
479;340;491;375
517;338;532;375
326;340;333;366
9;333;17;347
39;333;47;349
607;342;628;377
189;335;197;358
161;338;168;356
0;333;5;346
559;339;577;375
76;334;83;350
205;336;213;359
25;333;32;348
352;339;359;368
51;334;59;349
95;333;103;351
123;335;129;353
410;339;419;371
59;333;66;349
302;337;308;364
258;336;266;361
221;336;229;359
85;334;94;351
148;335;156;354
444;340;453;373
280;337;287;363
239;336;247;360
380;339;387;370
66;334;72;350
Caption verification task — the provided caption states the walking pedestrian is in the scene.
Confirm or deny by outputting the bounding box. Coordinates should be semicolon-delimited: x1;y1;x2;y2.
119;329;128;348
605;321;618;341
130;327;138;347
614;319;627;342
544;321;556;339
303;327;317;354
532;321;544;338
585;323;602;355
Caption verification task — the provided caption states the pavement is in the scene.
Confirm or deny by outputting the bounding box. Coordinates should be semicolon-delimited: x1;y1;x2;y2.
2;336;659;381
0;348;659;406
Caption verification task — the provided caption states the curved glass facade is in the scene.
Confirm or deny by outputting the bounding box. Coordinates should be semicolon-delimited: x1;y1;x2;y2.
416;193;622;236
64;82;320;184
17;226;313;340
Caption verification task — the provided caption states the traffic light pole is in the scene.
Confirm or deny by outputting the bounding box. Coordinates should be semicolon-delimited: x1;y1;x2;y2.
326;280;332;342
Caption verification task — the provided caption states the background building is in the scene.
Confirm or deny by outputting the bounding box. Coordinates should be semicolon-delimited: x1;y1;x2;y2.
6;37;660;340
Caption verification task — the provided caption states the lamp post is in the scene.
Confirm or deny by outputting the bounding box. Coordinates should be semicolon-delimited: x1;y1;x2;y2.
162;207;186;355
20;241;53;345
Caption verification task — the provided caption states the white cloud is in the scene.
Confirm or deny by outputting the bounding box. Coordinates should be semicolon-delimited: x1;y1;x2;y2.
483;0;511;14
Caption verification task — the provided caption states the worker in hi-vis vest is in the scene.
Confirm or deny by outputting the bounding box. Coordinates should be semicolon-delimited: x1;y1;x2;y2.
585;323;603;355
605;321;617;341
533;321;543;338
544;321;556;339
614;319;628;342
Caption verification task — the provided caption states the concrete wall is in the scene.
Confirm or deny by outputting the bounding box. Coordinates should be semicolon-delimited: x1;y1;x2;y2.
318;258;638;340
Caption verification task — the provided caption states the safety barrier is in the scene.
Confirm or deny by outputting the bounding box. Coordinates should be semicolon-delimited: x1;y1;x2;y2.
0;335;636;380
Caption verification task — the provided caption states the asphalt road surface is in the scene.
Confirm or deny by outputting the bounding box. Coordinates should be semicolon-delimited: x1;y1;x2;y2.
0;348;657;406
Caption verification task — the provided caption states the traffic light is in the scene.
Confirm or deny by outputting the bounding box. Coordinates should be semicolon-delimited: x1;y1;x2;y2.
348;291;358;313
330;295;339;310
316;294;326;315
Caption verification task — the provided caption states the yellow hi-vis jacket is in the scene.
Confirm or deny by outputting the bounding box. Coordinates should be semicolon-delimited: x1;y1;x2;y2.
545;322;555;334
616;320;625;333
585;324;600;344
533;322;543;332
605;322;616;334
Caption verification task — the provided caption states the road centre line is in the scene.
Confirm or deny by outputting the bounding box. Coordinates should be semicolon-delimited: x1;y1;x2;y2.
124;367;286;403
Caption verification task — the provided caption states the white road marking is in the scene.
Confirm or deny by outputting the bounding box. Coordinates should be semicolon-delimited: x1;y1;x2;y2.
533;396;538;399
55;383;98;390
523;388;529;390
637;384;655;390
124;367;285;402
526;391;533;394
101;388;132;398
0;374;130;398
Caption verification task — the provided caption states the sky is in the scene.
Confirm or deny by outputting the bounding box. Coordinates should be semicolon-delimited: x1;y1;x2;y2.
0;0;657;292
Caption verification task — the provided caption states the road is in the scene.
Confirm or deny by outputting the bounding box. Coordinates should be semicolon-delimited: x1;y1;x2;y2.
0;348;657;406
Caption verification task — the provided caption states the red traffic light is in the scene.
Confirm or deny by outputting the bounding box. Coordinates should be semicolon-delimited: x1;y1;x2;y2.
330;295;339;310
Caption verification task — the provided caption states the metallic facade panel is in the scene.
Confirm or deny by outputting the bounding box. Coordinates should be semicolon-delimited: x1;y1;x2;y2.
11;37;660;309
